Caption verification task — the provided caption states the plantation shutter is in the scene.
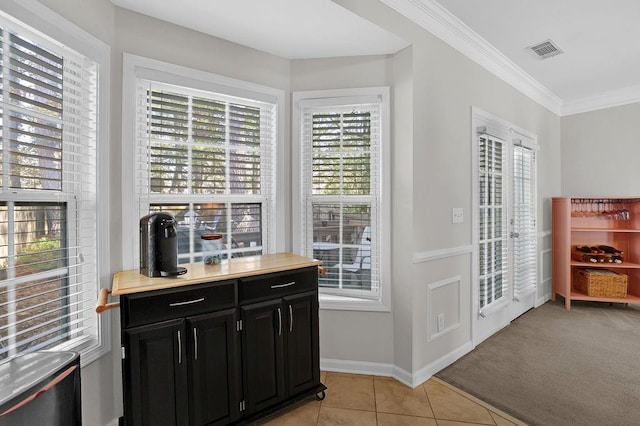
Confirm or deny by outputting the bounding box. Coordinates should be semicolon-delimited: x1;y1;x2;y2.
478;133;508;311
301;101;380;298
134;80;275;262
512;144;537;299
0;27;99;359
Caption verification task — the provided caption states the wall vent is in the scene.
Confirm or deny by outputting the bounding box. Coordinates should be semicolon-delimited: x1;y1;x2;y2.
527;39;564;59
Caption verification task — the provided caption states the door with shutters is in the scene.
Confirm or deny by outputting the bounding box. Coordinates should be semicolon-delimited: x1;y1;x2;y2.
473;116;537;346
508;143;537;320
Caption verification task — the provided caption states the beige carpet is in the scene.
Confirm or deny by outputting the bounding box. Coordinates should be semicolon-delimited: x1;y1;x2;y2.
437;299;640;426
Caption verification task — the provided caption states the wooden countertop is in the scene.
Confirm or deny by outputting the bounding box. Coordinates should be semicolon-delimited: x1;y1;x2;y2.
112;252;321;296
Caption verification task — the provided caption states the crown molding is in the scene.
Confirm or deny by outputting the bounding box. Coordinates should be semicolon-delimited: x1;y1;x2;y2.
379;0;563;115
561;84;640;116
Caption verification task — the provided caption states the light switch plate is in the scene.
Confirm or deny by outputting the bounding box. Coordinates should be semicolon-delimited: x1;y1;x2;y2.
452;208;463;224
437;313;445;332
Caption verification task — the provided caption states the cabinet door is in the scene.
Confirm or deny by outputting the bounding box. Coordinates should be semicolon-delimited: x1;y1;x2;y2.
284;291;320;396
123;319;188;426
241;299;285;414
187;309;241;426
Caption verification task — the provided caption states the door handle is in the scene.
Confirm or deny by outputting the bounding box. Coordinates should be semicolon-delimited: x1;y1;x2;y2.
169;297;205;307
289;304;293;333
177;330;182;364
271;281;295;289
193;327;198;361
277;307;282;336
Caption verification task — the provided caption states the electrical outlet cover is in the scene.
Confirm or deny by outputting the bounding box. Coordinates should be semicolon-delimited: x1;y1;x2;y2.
452;208;463;224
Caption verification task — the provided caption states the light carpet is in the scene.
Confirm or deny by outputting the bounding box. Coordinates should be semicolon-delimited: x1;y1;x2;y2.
436;300;640;426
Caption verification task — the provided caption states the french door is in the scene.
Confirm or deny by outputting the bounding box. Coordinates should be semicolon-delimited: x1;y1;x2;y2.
473;128;537;345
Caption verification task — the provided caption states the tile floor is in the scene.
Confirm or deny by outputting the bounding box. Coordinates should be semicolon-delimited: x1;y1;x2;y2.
260;372;526;426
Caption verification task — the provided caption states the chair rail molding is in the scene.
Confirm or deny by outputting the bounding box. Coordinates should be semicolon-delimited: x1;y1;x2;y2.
413;244;473;264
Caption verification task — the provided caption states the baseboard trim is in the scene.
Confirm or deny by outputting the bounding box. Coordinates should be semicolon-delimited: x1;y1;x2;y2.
320;358;395;377
411;340;474;386
321;340;474;389
320;358;418;388
536;292;551;308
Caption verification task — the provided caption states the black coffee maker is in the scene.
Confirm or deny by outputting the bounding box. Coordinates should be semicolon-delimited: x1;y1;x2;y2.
140;212;188;277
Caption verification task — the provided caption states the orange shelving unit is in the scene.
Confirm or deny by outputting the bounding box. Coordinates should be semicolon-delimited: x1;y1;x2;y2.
552;197;640;309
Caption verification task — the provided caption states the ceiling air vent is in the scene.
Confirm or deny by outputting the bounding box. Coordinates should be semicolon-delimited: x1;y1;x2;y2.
527;39;564;59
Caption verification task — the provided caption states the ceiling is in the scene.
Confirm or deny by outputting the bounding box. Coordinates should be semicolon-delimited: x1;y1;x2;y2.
435;0;640;104
110;0;640;114
109;0;408;59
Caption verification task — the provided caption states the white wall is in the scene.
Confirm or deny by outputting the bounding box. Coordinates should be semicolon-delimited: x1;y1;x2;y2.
30;0;566;423
38;1;292;424
561;103;640;196
291;54;399;369
334;0;561;380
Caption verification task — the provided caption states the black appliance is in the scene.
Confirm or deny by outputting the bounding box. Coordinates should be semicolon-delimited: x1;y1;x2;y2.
140;212;187;277
0;351;81;426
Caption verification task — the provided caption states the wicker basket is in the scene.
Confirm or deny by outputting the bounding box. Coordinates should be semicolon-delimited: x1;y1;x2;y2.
573;268;628;298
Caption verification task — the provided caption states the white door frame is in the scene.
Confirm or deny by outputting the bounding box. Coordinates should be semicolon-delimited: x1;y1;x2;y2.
471;107;538;346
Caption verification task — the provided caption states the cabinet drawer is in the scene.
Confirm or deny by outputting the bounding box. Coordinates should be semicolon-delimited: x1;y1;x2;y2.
239;267;318;304
121;281;237;328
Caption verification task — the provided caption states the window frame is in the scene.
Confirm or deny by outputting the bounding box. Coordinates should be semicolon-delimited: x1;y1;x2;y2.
121;54;285;270
292;87;391;312
0;1;111;366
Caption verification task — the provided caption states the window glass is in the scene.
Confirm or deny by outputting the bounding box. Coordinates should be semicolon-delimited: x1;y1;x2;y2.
0;19;100;361
297;94;386;303
137;83;275;263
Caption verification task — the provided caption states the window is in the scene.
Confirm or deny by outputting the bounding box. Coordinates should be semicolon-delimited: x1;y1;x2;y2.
0;8;108;363
293;88;390;311
124;56;281;266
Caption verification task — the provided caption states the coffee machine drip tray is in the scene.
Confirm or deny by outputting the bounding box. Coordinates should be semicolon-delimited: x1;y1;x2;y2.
160;267;188;277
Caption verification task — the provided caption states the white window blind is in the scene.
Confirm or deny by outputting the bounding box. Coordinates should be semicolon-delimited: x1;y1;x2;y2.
478;134;508;309
512;144;537;298
135;80;276;262
301;102;381;299
0;23;99;360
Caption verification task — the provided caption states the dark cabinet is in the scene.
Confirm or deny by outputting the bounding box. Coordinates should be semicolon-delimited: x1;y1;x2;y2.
188;309;241;426
119;265;323;426
239;268;322;419
123;319;189;426
121;281;239;426
241;299;285;414
240;291;320;415
285;292;320;396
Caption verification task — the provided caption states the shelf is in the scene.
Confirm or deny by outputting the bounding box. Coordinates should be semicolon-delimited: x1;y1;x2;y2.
571;228;640;233
553;197;640;309
570;261;640;269
569;290;640;305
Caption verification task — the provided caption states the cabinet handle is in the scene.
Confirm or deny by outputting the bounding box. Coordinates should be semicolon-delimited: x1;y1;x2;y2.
270;281;295;289
193;327;198;361
289;305;293;333
277;307;282;336
169;297;205;307
177;330;182;364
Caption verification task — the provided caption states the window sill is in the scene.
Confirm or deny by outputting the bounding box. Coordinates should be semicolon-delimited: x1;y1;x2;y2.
319;293;390;312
